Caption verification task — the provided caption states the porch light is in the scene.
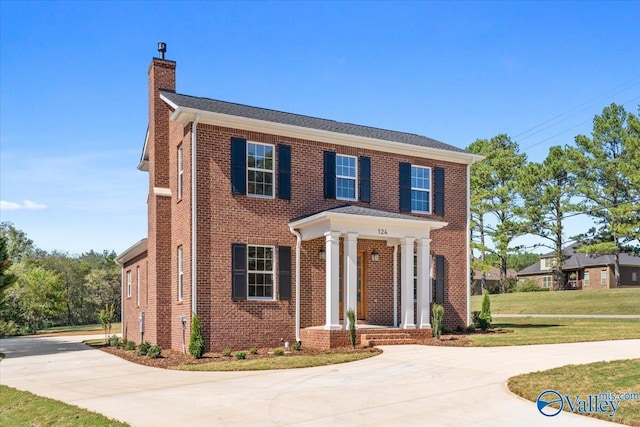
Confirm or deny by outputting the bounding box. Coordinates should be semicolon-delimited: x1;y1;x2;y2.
371;249;379;262
318;248;326;260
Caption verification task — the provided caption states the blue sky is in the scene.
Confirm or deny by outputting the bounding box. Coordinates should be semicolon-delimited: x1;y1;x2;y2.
1;1;639;255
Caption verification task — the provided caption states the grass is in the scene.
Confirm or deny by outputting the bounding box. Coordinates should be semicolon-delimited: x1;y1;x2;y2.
0;385;129;427
173;350;380;371
471;288;640;315
35;322;122;335
469;317;640;346
509;359;640;426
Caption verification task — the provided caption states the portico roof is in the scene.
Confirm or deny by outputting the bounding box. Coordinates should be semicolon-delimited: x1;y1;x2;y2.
289;205;448;241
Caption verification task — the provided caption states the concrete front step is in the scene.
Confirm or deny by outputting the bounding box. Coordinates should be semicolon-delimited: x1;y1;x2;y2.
360;332;418;347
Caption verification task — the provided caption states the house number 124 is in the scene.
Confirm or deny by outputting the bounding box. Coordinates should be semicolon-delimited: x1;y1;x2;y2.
378;228;388;235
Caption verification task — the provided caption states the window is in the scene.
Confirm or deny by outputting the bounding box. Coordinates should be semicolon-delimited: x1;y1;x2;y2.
248;246;274;299
177;246;184;301
601;269;607;285
136;266;140;306
411;165;431;213
247;142;274;197
633;272;638;282
542;258;552;269
177;145;183;200
542;276;552;289
584;271;590;286
126;270;132;297
336;154;357;200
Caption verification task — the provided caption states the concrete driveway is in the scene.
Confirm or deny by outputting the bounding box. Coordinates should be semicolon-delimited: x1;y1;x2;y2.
1;336;638;426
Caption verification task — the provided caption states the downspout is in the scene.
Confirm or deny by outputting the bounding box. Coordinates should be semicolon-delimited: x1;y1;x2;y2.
191;113;200;315
466;163;471;326
393;244;398;327
289;226;302;343
121;266;125;337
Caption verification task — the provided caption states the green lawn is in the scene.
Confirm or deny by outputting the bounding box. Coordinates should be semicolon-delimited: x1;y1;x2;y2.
0;385;129;427
471;288;640;315
35;322;122;335
509;359;640;426
469;317;640;346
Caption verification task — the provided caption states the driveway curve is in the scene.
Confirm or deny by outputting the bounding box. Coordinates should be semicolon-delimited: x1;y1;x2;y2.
1;335;638;426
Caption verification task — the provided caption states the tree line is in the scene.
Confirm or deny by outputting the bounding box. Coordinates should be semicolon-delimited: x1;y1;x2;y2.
470;103;639;291
0;222;121;336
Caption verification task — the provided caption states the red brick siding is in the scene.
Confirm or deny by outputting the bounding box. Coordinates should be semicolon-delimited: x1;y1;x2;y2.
122;251;148;344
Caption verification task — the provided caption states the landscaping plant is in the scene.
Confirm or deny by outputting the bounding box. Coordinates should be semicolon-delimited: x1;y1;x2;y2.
188;314;205;358
235;351;246;360
147;345;162;359
249;346;258;355
137;341;151;356
98;303;115;343
222;348;232;357
431;304;444;339
478;290;492;330
346;308;356;348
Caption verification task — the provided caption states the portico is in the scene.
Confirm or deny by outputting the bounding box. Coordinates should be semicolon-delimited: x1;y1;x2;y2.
289;205;447;334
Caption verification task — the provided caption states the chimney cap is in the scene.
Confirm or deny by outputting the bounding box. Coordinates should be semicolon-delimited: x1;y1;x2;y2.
157;42;167;59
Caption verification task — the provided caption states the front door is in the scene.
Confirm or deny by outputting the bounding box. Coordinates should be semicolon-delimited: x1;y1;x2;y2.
339;252;366;320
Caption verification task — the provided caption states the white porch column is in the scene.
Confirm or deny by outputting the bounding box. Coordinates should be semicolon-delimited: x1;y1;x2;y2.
325;231;341;330
400;237;416;329
416;238;432;329
343;232;358;329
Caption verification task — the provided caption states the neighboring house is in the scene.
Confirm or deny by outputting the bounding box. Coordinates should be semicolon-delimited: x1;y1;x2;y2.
517;244;640;290
116;46;481;352
471;264;517;295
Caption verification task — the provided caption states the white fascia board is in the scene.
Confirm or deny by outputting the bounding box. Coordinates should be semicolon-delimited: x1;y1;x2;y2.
116;238;148;265
159;97;484;165
138;127;150;172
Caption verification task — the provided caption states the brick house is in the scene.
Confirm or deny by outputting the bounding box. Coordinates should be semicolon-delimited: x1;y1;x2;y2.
517;244;640;290
116;46;481;351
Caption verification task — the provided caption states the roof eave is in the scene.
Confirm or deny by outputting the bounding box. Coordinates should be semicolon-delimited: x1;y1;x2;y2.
116;238;148;265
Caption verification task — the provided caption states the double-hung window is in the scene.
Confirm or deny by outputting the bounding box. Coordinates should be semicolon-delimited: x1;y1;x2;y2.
584;271;590;286
336;154;357;200
248;246;274;299
542;276;552;289
126;270;132;298
600;269;607;285
177;145;183;200
177;246;184;301
411;165;431;213
247;142;274;197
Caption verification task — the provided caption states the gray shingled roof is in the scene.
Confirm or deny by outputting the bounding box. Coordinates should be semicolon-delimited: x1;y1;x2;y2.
290;204;430;223
517;244;640;276
160;91;467;154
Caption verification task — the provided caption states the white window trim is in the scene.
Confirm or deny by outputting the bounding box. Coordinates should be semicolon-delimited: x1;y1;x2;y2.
411;165;432;214
541;258;552;270
336;154;358;202
632;272;638;282
584;271;590;286
177;145;183;200
136;266;140;307
246;141;275;199
178;246;184;301
601;269;607;285
542;275;552;289
247;244;276;301
126;270;132;298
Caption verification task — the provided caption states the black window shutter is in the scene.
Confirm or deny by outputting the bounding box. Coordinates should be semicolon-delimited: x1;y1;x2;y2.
277;144;291;200
278;246;292;301
434;167;445;216
324;151;336;199
230;137;246;195
360;156;371;203
399;162;411;212
435;255;445;304
231;243;247;300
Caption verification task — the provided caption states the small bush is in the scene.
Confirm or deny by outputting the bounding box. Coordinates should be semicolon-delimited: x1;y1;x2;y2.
222;348;232;357
235;351;246;360
137;341;151;356
292;341;301;351
0;320;20;338
346;308;357;348
442;326;453;335
108;335;120;347
273;348;285;356
147;345;162;359
516;280;549;292
189;314;206;359
471;311;481;325
432;304;444;339
455;325;464;333
249;346;258;355
478;290;492;330
125;340;136;351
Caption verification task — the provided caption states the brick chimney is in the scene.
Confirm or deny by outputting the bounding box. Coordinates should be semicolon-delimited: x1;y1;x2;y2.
146;43;176;349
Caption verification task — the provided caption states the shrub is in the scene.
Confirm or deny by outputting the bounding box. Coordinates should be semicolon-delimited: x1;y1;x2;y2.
108;335;120;347
147;345;162;359
137;341;151;356
471;311;481;325
466;324;476;333
516;280;549;292
189;314;206;359
346;308;357;348
442;326;453;335
249;346;258;355
273;348;285;356
455;325;464;333
125;340;136;351
292;341;301;351
222;348;232;357
478;290;492;330
0;320;20;338
432;304;444;339
235;351;246;360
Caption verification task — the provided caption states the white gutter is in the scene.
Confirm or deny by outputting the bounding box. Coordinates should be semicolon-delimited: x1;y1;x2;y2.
289;226;302;343
191;114;200;315
393;244;398;327
466;163;471;326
